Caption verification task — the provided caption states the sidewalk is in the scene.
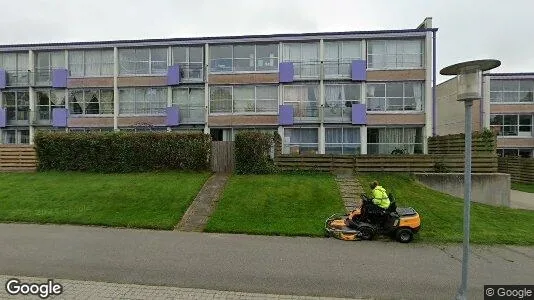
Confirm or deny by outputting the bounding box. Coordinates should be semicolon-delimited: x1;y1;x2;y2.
0;275;365;300
510;190;534;210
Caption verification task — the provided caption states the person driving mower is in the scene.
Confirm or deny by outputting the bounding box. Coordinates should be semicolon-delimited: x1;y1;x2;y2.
351;181;391;225
369;180;390;211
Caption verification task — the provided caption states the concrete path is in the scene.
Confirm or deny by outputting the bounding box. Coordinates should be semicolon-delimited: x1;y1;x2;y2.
175;173;230;232
0;274;362;300
510;189;534;210
1;223;533;300
334;170;364;212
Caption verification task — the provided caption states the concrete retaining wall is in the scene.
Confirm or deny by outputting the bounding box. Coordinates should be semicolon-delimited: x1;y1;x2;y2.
414;173;511;207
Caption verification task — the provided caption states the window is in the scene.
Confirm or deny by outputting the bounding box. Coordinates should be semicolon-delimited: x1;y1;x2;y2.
209;85;278;113
35;51;65;85
490;114;533;137
324;41;362;77
2;129;29;144
3;90;29;121
209;43;278;73
324;83;361;121
172;87;204;122
68;89;114;115
119;48;168;75
283;85;319;118
68;49;114;77
325;127;361;155
490;80;534;103
497;148;533;158
283;127;318;154
367;127;423;154
0;52;29;86
282;42;319;78
118;87;167;114
172;46;203;81
367;39;424;69
366;82;424;111
36;90;66;121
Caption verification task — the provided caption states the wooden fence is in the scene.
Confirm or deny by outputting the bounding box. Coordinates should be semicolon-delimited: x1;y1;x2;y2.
274;153;498;173
0;145;37;172
428;132;497;154
498;157;534;184
211;141;235;173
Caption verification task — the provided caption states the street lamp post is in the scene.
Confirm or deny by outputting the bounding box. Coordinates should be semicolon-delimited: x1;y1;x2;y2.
440;59;501;300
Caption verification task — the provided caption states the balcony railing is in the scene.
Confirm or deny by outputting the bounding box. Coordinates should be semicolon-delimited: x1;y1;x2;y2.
323;100;357;123
323;60;352;79
283;102;319;123
174;105;205;124
179;63;204;82
291;61;320;79
4;70;31;87
33;68;53;86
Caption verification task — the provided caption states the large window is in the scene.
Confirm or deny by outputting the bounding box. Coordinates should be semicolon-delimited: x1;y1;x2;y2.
3;90;29;122
35;51;65;85
172;87;205;122
0;52;29;86
119;48;168;75
366;82;424;111
118;87;167;115
490;114;533;137
172;46;203;81
68;89;114;115
36;90;66;121
2;128;29;144
497;148;533;158
282;42;319;78
283;127;318;154
209;43;278;73
283;85;319;118
324;41;362;78
367;39;424;69
209;85;278;113
325;127;361;154
68;49;114;77
367;127;423;154
490;80;534;103
324;83;361;121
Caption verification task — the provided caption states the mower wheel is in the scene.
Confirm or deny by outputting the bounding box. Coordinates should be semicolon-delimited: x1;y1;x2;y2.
395;228;413;243
358;225;375;241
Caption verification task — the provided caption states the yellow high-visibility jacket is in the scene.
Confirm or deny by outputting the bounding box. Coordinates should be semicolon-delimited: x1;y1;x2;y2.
372;186;390;209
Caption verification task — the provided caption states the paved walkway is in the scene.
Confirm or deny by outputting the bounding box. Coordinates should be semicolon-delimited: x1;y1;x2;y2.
0;275;363;300
175;173;230;232
334;170;364;212
510;189;534;210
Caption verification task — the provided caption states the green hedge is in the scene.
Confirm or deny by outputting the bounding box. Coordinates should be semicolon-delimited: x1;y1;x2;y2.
234;131;278;174
34;131;212;173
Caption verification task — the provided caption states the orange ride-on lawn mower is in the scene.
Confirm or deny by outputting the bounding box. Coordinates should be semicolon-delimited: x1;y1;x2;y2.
325;193;421;243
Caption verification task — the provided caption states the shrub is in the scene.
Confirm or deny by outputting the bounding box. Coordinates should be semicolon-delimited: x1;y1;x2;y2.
34;131;212;173
234;131;278;174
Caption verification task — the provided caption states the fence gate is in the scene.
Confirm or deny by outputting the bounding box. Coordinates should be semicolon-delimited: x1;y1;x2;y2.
211;141;235;173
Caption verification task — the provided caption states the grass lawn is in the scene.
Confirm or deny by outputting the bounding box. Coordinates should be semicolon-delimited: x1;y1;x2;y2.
204;173;345;237
511;182;534;193
0;171;211;230
357;173;534;245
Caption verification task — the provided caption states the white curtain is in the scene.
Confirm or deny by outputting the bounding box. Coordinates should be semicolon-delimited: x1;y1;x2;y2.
85;51;101;76
378;128;403;154
413;83;423;111
100;90;114;114
119;89;134;114
368;41;385;69
404;128;417;153
69;51;84;77
342;41;361;60
101;50;114;76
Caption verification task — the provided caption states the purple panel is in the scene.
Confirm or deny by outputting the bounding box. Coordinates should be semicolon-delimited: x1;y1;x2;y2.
0;107;6;127
166;106;180;126
52;108;68;127
351;104;367;125
167;65;181;86
52;69;68;88
0;68;6;89
351;60;367;81
278;105;294;125
279;62;294;83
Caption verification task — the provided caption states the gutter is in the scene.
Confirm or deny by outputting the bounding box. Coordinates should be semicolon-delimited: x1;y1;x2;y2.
432;29;437;136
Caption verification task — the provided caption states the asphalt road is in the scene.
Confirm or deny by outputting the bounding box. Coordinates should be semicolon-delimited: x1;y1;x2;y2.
0;223;533;300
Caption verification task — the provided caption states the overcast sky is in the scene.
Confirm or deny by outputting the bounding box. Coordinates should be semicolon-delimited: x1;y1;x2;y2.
1;0;531;83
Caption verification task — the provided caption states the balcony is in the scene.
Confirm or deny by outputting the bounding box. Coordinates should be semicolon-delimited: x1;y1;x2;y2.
179;63;204;83
175;105;205;124
322;100;356;123
283;102;319;123
323;60;352;79
4;70;31;87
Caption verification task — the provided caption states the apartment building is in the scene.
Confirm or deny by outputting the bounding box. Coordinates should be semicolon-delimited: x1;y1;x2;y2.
0;17;437;155
437;72;534;157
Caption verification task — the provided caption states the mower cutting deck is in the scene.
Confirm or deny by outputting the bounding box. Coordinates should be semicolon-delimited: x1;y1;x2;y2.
325;194;421;243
